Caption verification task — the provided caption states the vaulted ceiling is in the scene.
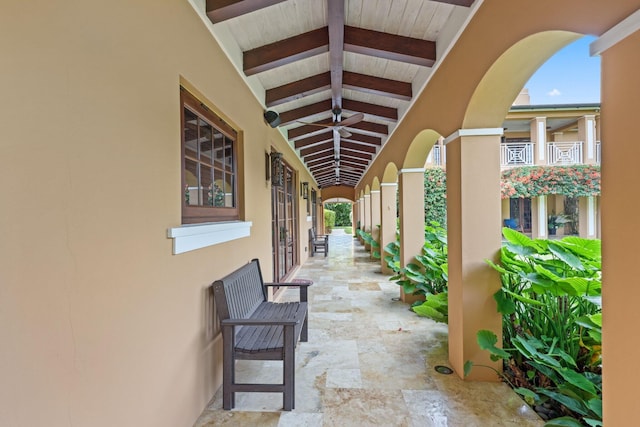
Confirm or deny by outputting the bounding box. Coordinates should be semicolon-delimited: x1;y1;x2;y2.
206;0;476;188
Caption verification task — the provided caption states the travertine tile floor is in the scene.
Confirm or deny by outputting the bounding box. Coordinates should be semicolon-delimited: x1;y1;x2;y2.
194;231;542;427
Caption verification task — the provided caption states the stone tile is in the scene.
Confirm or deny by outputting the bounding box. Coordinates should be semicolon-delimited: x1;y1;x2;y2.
326;368;362;388
277;412;323;427
322;388;411;427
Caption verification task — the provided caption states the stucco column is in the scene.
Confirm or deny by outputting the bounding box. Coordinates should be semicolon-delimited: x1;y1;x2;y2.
363;194;371;249
445;129;503;381
530;195;548;239
357;197;364;241
578;115;597;165
380;183;398;275
593;19;640;423
398;168;425;304
370;190;381;258
531;117;547;165
578;196;598;239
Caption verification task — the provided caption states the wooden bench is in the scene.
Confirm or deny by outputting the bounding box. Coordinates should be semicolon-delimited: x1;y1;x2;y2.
309;228;328;257
212;258;312;411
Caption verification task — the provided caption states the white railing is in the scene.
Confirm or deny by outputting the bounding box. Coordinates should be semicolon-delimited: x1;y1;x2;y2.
501;142;534;167
596;141;601;165
432;145;443;166
426;144;445;167
547;141;583;165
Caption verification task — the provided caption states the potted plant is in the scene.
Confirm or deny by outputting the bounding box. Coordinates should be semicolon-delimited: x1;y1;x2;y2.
548;213;571;235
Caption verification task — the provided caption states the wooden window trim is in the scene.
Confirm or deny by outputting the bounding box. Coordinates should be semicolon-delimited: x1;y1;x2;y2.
181;88;239;224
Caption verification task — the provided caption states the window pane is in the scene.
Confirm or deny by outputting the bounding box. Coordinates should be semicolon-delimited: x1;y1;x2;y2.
213;131;225;169
224;172;235;207
225;136;234;171
213;168;225;207
184;109;199;160
185;158;199;206
201;165;213;206
200;122;213;165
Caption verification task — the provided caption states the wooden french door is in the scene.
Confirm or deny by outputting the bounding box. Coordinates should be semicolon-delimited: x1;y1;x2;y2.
509;197;532;233
272;162;298;282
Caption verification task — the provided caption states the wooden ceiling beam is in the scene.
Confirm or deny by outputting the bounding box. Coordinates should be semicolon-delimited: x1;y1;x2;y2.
307;158;335;169
266;72;331;107
345;120;388;136
340;141;377;154
434;0;474;6
278;99;333;126
299;141;333;157
328;0;345;110
343;99;397;121
302;148;335;162
206;0;287;23
344;26;436;67
339;149;372;160
243;27;329;76
342;132;382;146
343;71;411;101
294;131;334;149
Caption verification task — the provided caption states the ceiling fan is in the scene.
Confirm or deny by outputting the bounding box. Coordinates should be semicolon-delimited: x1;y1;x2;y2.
297;107;364;138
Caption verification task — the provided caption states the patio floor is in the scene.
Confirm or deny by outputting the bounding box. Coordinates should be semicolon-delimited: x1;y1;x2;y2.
193;231;543;427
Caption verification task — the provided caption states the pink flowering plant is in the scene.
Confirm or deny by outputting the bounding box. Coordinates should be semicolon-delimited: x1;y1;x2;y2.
501;165;600;199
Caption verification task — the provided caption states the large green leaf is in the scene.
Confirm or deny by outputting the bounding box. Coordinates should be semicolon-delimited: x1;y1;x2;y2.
494;289;516;315
557;368;597;395
476;330;510;360
585;398;602;418
548;241;584;271
544;417;585;427
412;304;447;323
562;236;601;260
502;288;546;307
503;227;540;249
537;389;588;416
463;360;473;377
557;277;601;296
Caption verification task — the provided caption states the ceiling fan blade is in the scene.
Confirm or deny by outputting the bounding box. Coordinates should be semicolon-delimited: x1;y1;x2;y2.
295;120;334;128
337;112;364;127
338;128;352;138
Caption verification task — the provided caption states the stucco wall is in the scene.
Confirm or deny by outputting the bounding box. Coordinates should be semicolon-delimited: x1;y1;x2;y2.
0;1;313;426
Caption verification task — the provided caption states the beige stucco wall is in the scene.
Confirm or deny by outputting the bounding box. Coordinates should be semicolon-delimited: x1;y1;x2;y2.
0;1;313;426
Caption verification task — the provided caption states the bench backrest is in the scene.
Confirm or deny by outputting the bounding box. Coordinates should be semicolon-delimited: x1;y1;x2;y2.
213;259;267;322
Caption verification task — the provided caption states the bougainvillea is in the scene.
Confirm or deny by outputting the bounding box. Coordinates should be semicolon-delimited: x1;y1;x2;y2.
500;165;600;199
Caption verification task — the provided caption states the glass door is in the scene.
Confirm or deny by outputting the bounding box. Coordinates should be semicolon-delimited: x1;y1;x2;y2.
271;161;298;282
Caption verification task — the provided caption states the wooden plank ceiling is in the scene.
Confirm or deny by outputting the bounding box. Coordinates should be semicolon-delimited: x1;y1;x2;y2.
206;0;474;188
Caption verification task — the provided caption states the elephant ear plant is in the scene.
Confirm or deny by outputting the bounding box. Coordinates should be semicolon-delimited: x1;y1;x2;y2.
384;222;449;323
466;228;602;427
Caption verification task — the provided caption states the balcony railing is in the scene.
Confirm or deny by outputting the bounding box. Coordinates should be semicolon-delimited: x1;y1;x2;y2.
431;145;443;166
501;142;534;167
547;141;583;165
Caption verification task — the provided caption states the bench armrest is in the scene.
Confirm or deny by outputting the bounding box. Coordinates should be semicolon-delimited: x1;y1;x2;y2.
222;318;299;327
265;280;312;302
264;281;312;288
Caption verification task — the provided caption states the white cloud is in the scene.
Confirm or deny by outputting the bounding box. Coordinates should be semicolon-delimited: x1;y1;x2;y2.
547;88;562;97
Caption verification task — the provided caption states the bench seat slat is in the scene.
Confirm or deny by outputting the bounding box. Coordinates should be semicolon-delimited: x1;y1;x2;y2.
234;302;307;353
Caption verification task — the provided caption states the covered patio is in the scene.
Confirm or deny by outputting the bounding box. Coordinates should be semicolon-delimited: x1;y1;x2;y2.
194;232;542;426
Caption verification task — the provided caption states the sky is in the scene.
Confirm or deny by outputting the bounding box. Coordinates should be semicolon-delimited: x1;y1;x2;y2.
524;35;601;105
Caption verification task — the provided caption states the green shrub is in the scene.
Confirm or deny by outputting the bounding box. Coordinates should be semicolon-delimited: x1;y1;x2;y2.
324;202;352;226
385;222;449;323
324;209;335;233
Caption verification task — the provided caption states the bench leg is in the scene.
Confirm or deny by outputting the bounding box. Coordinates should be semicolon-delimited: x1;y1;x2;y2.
222;327;235;410
283;325;295;411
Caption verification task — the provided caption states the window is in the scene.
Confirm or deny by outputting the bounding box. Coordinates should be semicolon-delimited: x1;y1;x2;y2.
181;88;238;223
